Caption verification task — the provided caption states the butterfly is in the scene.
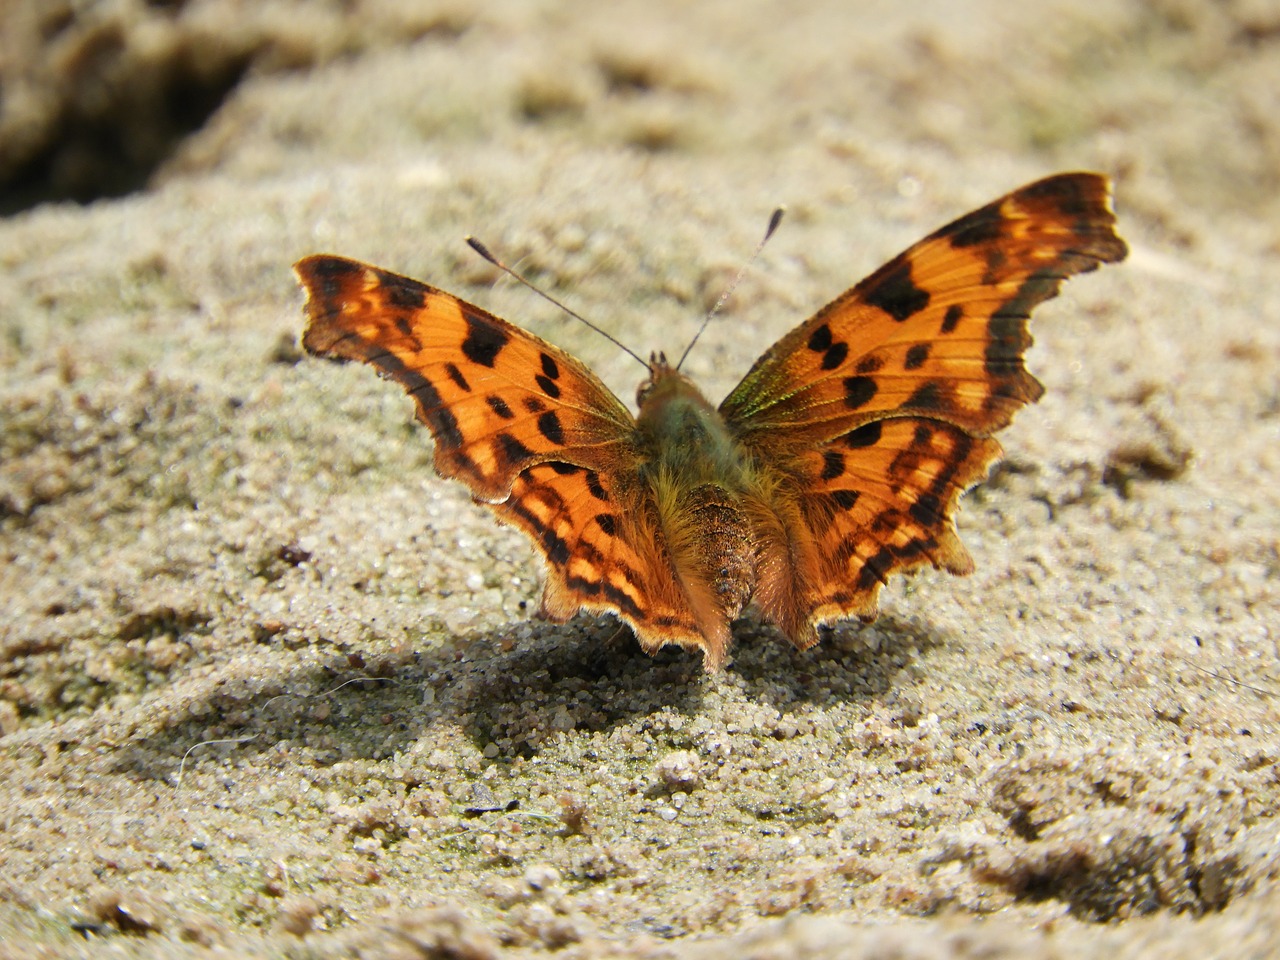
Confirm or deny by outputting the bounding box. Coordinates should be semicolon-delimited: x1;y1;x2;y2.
295;172;1127;671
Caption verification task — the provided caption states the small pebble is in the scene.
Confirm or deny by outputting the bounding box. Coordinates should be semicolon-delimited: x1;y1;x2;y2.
654;750;702;791
523;863;561;890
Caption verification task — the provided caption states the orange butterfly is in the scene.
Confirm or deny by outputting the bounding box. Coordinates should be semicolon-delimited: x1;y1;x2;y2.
296;172;1127;671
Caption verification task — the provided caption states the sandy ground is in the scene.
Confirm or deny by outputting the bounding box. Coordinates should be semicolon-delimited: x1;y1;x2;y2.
2;0;1280;956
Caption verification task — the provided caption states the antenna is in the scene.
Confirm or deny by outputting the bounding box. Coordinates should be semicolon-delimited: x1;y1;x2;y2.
675;206;785;373
465;237;649;370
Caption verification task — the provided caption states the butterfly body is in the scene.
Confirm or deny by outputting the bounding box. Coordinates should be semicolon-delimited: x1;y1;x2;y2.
632;356;768;662
297;172;1127;671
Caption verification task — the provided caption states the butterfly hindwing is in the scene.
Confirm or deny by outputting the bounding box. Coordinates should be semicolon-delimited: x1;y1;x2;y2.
489;463;708;656
794;419;1002;627
723;173;1128;636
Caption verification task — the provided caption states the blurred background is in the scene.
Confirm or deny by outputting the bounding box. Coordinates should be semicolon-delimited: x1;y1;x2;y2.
3;0;1277;225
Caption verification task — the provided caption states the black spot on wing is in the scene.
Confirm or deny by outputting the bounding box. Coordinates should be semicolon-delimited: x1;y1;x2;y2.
461;311;508;367
600;582;643;620
392;317;423;353
906;382;943;412
1024;172;1089;217
855;538;935;590
566;568;644;621
585;471;609;502
864;258;930;322
300;256;361;302
842;421;883;448
804;323;851;370
808;324;833;352
821;341;849;370
904;344;930;370
843;375;878;410
946;203;1004;249
941;304;963;334
486;395;515;419
820;450;844;481
445;362;471;391
383;274;428;309
595;513;617;535
831;489;860;510
565;574;600;598
498;431;535;465
534;352;564;397
909;492;943;526
537;410;565;445
543;529;571;566
524;396;547;414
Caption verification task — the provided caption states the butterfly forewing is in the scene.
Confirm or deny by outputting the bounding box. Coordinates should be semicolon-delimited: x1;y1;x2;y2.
720;173;1128;452
297;255;635;503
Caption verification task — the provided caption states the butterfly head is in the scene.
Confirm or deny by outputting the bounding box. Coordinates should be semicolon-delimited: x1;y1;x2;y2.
636;350;691;409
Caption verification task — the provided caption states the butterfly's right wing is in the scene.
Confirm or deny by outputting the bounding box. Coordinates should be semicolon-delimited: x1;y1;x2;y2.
489;461;717;662
297;255;708;656
297;255;636;502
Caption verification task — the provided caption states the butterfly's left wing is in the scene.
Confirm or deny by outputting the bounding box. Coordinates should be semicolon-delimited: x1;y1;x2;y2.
720;173;1128;643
